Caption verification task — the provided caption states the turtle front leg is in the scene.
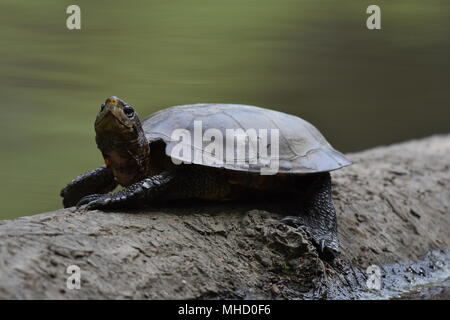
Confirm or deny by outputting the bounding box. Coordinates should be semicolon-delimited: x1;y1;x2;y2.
76;171;178;210
60;165;118;208
76;166;229;210
283;172;340;260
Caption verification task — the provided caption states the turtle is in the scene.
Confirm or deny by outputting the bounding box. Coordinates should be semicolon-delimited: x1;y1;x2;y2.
60;96;351;258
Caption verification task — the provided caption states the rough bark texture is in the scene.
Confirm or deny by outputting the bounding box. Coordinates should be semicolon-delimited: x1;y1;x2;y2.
0;135;449;299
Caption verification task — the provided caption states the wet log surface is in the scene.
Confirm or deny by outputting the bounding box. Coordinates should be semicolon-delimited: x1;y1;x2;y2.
0;135;449;299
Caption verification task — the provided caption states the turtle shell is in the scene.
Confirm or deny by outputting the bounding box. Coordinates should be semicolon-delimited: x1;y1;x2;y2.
142;103;351;174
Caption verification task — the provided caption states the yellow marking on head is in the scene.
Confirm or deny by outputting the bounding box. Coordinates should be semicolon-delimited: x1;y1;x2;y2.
105;97;118;105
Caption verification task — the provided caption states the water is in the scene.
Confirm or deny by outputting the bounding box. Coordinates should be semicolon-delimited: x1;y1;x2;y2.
0;0;449;219
326;250;450;300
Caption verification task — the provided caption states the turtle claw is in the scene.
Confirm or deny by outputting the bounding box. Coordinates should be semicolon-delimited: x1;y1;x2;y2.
319;241;340;261
316;236;340;260
281;215;339;260
76;194;109;210
319;239;326;252
281;216;307;230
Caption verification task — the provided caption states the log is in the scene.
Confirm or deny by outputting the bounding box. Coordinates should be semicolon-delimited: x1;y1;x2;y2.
0;135;449;299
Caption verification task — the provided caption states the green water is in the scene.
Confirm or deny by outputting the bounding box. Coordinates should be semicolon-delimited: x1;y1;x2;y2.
0;0;449;219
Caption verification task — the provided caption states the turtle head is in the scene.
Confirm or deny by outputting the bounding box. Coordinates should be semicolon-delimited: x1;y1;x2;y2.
95;96;150;186
96;96;139;134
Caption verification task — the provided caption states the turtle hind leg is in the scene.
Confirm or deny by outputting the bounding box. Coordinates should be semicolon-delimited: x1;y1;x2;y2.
282;172;340;261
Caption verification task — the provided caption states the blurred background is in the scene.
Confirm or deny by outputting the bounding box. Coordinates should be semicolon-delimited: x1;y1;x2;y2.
0;0;449;219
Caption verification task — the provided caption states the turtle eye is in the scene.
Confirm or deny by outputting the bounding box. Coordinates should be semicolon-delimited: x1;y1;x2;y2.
123;106;135;118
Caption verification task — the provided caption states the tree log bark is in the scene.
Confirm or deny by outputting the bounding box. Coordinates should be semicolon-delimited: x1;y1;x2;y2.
0;135;449;299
